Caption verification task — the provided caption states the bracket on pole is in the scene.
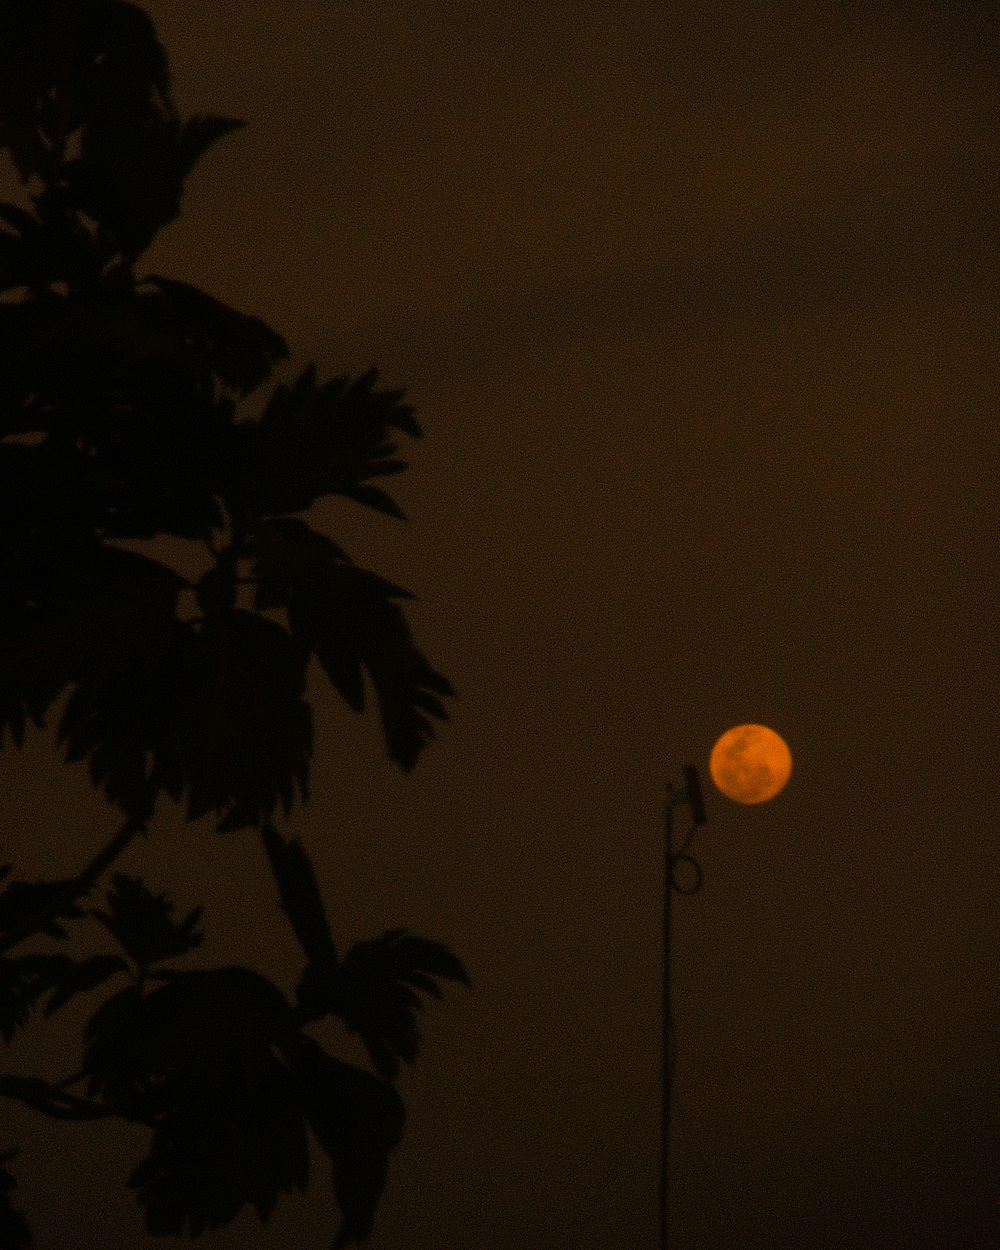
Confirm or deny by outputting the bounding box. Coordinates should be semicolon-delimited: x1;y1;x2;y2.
664;765;706;895
665;764;706;826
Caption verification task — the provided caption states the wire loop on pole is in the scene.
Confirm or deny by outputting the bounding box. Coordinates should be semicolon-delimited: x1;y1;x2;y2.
668;849;703;895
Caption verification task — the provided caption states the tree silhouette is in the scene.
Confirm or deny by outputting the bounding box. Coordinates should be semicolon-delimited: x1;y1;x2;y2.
0;2;468;1245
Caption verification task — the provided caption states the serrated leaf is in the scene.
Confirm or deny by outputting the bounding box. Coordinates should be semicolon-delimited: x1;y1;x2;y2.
249;518;453;770
88;874;203;970
238;363;421;518
56;606;192;822
79;985;151;1107
47;590;311;831
384;931;471;987
323;929;469;1080
250;516;350;612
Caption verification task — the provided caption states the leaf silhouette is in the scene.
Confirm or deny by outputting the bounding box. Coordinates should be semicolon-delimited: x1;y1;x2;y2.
0;956;50;1043
53;558;192;820
1;399;223;549
287;1034;405;1248
177;611;313;831
235;363;420;520
57;102;243;262
0;951;126;1041
2;533;188;765
0;0;170;185
51;599;312;831
35;952;129;1020
260;824;336;974
78;966;308;1234
76;984;152;1113
0;284;232;543
0;7;464;1246
71;1;173;121
126;1055;308;1236
0;187;118;297
138;275;287;396
318;929;469;1080
81;967;294;1113
0;878;87;945
0;1148;33;1250
252;517;454;770
89;874;202;971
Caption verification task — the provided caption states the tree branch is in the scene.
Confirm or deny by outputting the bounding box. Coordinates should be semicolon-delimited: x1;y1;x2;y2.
0;1078;113;1121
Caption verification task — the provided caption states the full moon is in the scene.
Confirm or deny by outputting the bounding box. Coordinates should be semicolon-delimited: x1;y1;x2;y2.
709;724;792;804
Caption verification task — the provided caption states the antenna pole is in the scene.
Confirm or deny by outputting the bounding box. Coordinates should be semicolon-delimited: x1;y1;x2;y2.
661;796;675;1250
660;768;706;1250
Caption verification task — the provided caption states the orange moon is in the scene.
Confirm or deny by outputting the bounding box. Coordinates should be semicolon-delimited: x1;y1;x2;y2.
709;724;792;804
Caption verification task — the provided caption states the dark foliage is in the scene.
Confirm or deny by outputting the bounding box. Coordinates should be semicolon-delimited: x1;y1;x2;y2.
0;864;88;943
0;863;464;1245
0;1150;32;1250
0;0;453;823
311;929;471;1081
260;824;468;1072
89;874;203;972
0;2;467;1246
0;951;127;1042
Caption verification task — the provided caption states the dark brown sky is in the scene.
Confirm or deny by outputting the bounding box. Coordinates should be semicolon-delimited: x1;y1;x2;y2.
3;2;998;1247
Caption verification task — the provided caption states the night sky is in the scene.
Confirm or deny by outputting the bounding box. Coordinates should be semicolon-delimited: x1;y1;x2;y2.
3;2;998;1247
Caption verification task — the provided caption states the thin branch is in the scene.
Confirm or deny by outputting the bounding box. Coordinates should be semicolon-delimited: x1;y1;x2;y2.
0;1084;111;1121
0;1075;155;1126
